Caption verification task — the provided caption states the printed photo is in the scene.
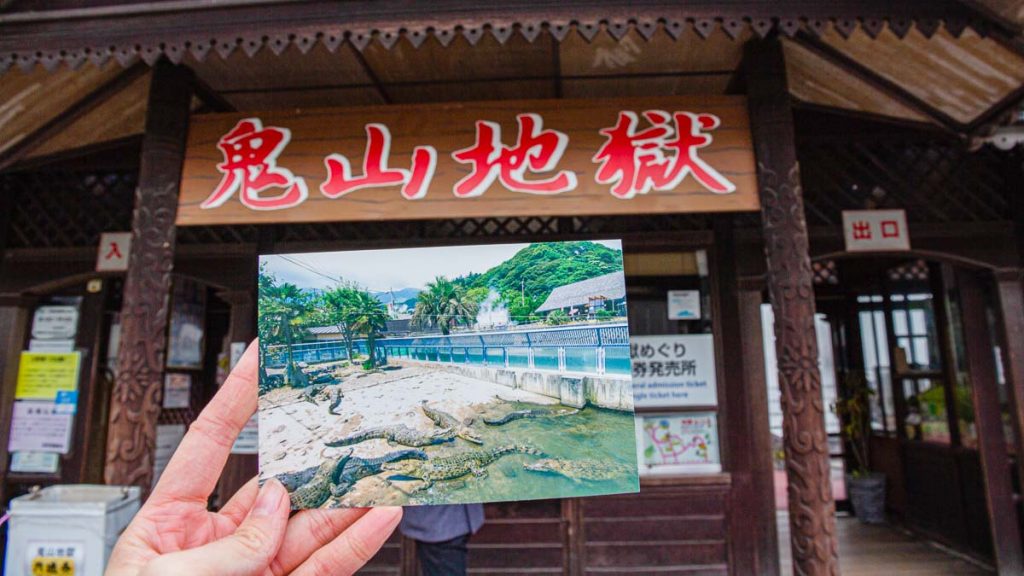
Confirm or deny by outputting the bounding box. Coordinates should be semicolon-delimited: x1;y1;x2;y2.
257;240;639;508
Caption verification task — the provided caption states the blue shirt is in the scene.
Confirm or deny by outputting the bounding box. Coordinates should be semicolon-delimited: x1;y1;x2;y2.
399;504;485;543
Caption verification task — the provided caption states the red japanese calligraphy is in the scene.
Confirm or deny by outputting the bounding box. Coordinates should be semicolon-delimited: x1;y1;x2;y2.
321;124;437;200
852;221;872;240
880;220;900;238
451;113;577;197
593;111;736;199
202;118;308;211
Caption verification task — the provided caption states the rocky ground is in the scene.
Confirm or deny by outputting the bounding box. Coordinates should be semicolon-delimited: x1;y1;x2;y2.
258;361;558;498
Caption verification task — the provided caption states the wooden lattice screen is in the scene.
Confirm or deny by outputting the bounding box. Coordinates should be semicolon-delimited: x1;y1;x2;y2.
0;138;1013;249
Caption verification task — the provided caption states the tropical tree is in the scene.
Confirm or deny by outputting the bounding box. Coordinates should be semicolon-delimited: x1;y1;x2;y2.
412;277;480;335
258;267;312;386
345;290;389;367
321;285;364;362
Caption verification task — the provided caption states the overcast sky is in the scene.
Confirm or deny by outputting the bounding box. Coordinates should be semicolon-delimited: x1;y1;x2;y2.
262;240;622;293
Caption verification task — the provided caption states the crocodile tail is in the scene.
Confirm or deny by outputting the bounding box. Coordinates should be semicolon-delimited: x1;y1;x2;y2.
515;444;544;456
324;428;378;447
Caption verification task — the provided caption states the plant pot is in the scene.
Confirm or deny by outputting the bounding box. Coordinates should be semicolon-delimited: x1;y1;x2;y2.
846;473;886;524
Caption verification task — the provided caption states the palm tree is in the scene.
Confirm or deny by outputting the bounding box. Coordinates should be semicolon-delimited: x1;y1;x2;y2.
346;290;389;367
412;277;479;335
258;276;311;386
322;286;362;362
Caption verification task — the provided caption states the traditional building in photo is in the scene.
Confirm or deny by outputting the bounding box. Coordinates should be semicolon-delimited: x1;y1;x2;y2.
1;1;1023;574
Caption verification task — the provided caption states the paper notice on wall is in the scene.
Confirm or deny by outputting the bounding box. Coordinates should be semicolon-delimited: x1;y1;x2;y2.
15;352;81;401
162;373;192;409
31;306;79;340
8;401;73;453
231;416;258;455
666;290;701;320
10;451;60;474
153;424;187;488
630;334;718;408
28;339;75;353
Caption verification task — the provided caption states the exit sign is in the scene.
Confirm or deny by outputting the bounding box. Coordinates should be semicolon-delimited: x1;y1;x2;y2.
842;210;910;252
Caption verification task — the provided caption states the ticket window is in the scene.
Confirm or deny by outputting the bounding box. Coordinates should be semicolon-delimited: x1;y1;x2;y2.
624;250;722;476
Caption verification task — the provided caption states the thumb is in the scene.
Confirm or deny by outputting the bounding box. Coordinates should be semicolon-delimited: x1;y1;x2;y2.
141;479;291;576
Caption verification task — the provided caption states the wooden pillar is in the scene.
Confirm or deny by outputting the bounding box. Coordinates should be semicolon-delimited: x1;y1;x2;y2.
714;217;780;576
996;270;1024;494
745;37;839;575
104;60;193;489
0;298;32;503
957;268;1024;573
214;287;257;506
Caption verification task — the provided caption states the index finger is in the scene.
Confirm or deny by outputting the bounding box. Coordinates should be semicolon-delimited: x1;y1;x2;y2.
151;340;260;503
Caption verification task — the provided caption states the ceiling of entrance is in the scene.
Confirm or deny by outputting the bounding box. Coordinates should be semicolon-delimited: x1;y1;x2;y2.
2;21;1022;165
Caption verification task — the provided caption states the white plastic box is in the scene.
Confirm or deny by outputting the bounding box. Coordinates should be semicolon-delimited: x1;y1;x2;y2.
4;484;140;576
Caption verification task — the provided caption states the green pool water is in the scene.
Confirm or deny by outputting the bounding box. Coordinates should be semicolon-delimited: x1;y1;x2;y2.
396;402;640;506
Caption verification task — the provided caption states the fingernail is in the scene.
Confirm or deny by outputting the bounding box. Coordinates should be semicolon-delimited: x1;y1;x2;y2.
253;479;285;517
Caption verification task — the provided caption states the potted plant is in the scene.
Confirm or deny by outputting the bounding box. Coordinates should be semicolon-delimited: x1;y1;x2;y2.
834;371;886;524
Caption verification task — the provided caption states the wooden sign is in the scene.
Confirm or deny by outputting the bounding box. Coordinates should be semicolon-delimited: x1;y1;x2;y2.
177;96;758;226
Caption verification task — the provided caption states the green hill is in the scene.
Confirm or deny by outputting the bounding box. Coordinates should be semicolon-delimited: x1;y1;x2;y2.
466;241;623;313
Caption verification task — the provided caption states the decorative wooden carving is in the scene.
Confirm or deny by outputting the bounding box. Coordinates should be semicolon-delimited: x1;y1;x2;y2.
104;60;193;489
745;37;839;575
0;2;1000;75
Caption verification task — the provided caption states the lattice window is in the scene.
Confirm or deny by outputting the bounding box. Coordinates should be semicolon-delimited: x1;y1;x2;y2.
812;260;839;285
798;140;1009;227
887;259;930;282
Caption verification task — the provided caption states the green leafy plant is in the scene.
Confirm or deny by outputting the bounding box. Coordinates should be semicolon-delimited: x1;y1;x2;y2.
834;371;874;477
546;309;570;326
412;276;479;335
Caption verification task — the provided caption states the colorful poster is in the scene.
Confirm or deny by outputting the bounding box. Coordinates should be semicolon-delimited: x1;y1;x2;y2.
637;412;721;475
15;352;81;401
257;240;639;508
162;373;192;409
8;401;74;454
630;334;717;407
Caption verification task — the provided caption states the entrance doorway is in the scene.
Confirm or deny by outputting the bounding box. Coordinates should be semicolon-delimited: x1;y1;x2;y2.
800;255;1014;563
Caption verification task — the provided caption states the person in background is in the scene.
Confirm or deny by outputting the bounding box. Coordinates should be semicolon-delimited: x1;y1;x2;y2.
400;504;484;576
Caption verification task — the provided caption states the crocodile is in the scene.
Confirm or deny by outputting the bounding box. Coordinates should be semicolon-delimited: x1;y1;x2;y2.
420;402;483;445
285;450;353;509
523;458;633;483
327;388;344;415
281;449;428;508
482;407;580;426
384;444;544;490
324;424;456;448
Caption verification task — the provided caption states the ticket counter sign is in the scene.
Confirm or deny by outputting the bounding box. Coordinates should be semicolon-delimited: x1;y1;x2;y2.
630;334;717;408
178;96;758;225
15;352;81;401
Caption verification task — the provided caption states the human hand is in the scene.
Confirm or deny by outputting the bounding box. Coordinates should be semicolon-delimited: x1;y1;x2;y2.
105;341;402;576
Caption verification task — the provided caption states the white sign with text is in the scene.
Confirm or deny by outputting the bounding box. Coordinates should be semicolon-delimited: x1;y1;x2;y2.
630;334;718;408
842;209;910;252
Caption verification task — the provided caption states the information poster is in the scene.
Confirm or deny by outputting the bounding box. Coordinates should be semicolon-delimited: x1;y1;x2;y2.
31;306;79;340
667;290;701;320
153;424;186;488
10;451;60;474
162;374;192;409
8;401;74;453
630;334;717;407
637;412;721;475
15;352;81;401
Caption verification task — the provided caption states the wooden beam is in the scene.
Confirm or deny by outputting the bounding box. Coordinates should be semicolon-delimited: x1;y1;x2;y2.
0;62;148;173
967;83;1024;135
192;73;236;112
792;32;966;133
744;35;840;576
994;269;1024;514
104;59;193;491
956;267;1024;574
349;44;391;105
